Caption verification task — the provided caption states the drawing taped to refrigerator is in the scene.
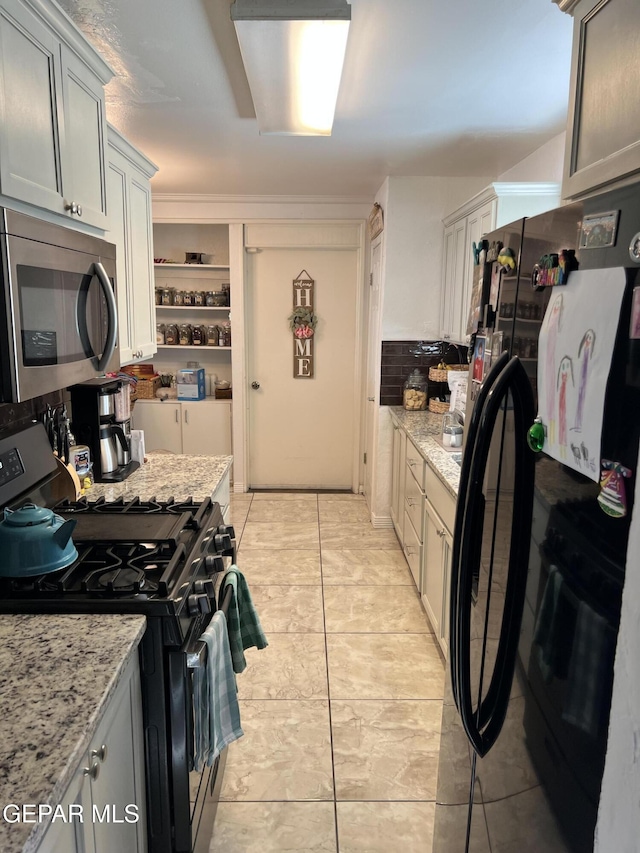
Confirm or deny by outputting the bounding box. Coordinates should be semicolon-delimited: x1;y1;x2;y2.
537;268;626;482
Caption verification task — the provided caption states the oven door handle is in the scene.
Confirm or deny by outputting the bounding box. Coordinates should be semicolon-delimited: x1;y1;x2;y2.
186;584;234;669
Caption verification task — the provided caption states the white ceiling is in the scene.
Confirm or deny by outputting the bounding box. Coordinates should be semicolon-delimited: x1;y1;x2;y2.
58;0;574;198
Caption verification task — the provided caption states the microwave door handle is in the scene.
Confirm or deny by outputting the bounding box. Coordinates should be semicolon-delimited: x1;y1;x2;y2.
94;262;118;372
450;351;509;711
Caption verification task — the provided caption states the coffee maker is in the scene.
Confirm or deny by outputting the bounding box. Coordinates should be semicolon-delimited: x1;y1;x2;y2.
70;378;139;482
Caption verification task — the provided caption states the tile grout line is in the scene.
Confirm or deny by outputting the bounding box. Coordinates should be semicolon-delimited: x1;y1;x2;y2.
316;495;342;853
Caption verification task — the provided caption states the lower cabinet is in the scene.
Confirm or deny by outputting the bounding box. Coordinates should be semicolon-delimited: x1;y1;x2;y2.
37;653;146;853
132;399;232;456
421;498;453;657
390;421;406;538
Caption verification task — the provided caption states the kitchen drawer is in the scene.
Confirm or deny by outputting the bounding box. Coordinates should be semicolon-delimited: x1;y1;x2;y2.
424;464;456;534
405;439;426;490
403;508;422;591
404;471;424;542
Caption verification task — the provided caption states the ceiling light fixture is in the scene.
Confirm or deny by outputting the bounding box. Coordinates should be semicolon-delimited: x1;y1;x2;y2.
231;0;351;136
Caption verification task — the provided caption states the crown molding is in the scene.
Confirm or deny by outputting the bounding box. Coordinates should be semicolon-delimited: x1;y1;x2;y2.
551;0;582;14
151;193;373;206
444;182;561;226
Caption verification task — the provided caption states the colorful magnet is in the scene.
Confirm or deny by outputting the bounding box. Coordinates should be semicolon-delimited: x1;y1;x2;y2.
497;247;517;273
472;240;488;266
486;241;504;263
597;460;632;518
527;417;545;452
531;251;578;290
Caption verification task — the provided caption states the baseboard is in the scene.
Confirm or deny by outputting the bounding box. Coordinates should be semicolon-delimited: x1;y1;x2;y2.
233;483;246;493
370;513;394;529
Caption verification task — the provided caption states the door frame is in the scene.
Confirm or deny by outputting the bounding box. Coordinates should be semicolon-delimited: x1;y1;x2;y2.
241;220;366;493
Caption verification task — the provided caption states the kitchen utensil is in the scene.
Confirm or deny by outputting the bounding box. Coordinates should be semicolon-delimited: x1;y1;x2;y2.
0;503;78;576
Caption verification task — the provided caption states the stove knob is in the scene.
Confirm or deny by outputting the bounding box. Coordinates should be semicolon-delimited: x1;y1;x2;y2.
205;555;225;574
213;533;232;552
195;579;216;599
187;593;211;616
218;524;236;540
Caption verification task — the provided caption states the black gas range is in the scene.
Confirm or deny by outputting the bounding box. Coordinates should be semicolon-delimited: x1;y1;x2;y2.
0;424;236;853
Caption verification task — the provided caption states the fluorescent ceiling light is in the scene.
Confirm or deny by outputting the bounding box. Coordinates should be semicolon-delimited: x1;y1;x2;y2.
231;0;351;136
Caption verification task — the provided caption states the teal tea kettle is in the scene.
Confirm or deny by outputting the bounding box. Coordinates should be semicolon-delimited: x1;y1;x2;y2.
0;503;78;577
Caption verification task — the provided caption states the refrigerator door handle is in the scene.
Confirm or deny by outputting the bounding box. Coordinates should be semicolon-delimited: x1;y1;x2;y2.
457;357;535;757
449;352;509;711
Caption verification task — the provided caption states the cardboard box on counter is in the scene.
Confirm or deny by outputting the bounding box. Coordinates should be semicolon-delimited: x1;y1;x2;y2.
177;368;206;400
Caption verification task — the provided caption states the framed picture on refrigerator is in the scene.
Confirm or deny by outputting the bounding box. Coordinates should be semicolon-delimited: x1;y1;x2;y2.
472;335;486;382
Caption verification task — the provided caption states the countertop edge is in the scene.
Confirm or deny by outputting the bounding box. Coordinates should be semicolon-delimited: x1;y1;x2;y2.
389;408;460;499
5;615;146;853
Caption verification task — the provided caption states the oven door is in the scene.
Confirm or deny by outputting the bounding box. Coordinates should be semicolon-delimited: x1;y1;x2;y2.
0;213;118;402
169;585;233;853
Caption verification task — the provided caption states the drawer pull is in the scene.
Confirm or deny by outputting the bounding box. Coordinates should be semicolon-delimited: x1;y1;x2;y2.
91;744;107;763
83;759;100;781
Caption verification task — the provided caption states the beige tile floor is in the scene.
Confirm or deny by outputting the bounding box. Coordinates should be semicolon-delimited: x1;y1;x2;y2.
209;492;445;853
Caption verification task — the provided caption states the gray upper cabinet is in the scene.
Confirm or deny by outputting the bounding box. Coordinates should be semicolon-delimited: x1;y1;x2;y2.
563;0;640;198
0;0;112;229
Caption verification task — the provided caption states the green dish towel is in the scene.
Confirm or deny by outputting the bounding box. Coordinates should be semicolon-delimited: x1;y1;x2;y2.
222;566;268;673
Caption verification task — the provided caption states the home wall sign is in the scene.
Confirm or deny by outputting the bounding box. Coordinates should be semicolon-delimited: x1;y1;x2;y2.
289;271;317;378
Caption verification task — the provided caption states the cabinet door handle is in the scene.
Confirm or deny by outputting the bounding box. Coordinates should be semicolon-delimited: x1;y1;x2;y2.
91;744;107;763
175;410;179;424
184;409;189;424
83;759;100;781
64;201;82;217
406;545;417;556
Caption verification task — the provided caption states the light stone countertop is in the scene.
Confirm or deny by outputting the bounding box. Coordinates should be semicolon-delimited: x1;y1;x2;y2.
0;614;146;853
84;451;233;502
389;408;462;498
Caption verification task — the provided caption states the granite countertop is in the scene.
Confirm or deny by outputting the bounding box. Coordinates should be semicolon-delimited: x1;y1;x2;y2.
389;408;461;498
0;614;146;853
85;451;233;502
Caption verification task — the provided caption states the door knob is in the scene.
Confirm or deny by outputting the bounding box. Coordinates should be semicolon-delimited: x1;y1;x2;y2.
251;381;260;389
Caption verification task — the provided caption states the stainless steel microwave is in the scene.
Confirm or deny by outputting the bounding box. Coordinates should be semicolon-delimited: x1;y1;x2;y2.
0;209;119;403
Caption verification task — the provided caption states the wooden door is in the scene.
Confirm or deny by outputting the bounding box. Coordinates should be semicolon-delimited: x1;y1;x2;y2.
247;246;359;489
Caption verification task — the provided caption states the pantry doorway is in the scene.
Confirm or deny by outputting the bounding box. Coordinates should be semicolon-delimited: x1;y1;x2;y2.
245;224;363;489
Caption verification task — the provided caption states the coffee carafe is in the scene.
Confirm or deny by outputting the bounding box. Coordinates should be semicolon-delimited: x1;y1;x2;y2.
70;378;139;483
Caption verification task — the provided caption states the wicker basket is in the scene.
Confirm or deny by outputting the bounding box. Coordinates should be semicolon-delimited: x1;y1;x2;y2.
429;365;468;383
428;398;450;414
134;375;162;399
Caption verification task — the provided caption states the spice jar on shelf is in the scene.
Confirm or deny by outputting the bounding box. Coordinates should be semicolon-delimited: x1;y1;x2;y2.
206;325;219;346
178;323;192;346
403;369;428;411
164;323;179;345
192;324;206;346
160;287;174;306
193;291;206;306
156;323;166;345
173;290;185;306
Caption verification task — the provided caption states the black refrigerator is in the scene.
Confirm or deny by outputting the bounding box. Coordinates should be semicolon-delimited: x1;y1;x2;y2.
433;183;640;853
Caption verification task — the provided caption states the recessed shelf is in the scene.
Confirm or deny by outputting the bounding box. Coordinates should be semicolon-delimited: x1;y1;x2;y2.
156;305;230;311
154;263;230;270
157;345;231;351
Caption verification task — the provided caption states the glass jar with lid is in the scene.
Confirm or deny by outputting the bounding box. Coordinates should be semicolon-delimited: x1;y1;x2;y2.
193;291;206;306
207;325;219;346
164;323;179;345
403;369;428;411
155;287;163;305
173;290;185;306
160;287;174;306
205;291;216;307
156;323;166;345
178;323;192;346
183;291;194;306
192;324;206;346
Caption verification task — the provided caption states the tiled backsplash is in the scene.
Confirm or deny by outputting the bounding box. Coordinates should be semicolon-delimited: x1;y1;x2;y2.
0;391;65;440
380;341;468;407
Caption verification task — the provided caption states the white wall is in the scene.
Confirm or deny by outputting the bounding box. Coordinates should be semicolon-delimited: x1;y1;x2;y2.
595;456;640;853
377;176;489;341
497;132;565;184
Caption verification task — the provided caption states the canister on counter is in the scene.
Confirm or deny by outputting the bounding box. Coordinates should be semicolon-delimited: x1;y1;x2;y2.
403;369;428;410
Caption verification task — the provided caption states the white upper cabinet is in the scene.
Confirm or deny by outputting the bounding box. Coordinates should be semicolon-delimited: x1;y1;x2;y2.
107;125;158;365
0;0;112;229
440;183;560;345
